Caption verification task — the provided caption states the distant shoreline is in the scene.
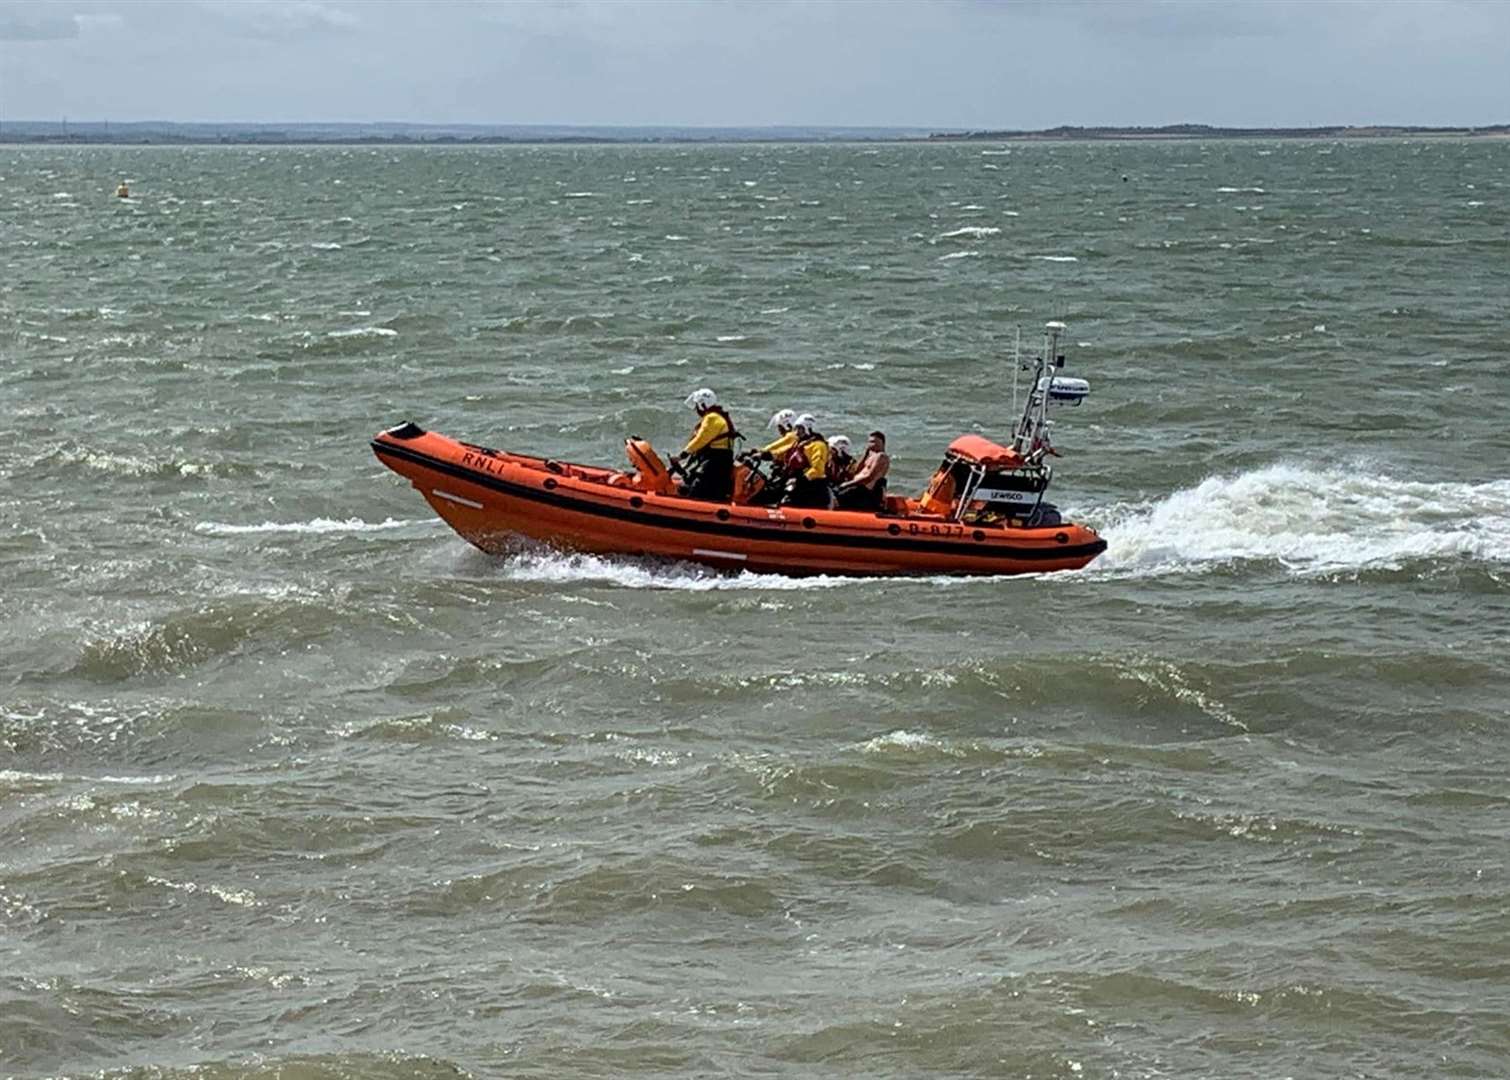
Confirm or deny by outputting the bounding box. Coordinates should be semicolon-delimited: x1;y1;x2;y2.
1;121;1506;146
929;123;1510;141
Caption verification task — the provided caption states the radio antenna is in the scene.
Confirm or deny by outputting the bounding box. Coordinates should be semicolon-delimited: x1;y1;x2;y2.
1010;323;1022;419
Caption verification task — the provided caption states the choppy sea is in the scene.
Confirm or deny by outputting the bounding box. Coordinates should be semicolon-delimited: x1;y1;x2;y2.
3;139;1509;1078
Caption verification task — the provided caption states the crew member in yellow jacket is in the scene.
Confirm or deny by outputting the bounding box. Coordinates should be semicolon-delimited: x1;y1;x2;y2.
741;408;799;505
759;409;799;460
669;388;738;501
780;414;831;508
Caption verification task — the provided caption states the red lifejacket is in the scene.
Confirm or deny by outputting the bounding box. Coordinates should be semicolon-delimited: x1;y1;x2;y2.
784;433;824;477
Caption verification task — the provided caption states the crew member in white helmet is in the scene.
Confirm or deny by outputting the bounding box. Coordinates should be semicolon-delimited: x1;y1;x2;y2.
759;409;799;461
780;414;831;509
741;408;799;505
669;388;739;501
825;435;855;489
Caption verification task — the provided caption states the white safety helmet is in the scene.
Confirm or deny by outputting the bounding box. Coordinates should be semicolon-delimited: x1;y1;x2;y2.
828;435;852;456
684;387;717;412
794;413;817;434
768;408;796;431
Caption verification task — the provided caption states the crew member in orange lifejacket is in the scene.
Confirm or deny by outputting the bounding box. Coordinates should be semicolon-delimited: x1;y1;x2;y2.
669;387;738;501
835;430;890;510
780;414;831;509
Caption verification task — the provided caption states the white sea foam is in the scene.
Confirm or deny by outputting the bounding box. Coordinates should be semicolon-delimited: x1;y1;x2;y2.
146;875;259;907
715;334;747;342
860;730;962;755
310;242;342;250
194;517;429;536
1034;255;1078;262
62;449;208;477
486;553;1055;593
936;226;1001;241
1088;464;1510;576
327;326;397;339
494;551;859;591
937;250;980;261
1216;186;1266;193
0;769;175;786
563;192;598;198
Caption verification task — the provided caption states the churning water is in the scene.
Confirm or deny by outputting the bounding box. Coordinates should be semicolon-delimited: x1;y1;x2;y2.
3;139;1509;1078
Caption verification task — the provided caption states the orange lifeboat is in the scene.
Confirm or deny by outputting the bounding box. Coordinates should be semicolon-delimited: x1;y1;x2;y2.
373;322;1108;577
370;424;1105;577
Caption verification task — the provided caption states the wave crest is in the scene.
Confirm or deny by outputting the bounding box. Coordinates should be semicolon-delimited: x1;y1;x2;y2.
936;226;1001;241
1091;463;1510;575
494;551;856;591
195;517;427;536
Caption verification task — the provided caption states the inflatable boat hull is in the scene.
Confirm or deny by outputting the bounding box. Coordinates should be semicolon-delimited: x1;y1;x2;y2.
372;425;1106;577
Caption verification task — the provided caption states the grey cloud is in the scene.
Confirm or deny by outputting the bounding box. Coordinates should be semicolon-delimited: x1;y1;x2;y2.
1080;0;1294;40
0;5;80;41
0;0;1505;126
196;0;358;41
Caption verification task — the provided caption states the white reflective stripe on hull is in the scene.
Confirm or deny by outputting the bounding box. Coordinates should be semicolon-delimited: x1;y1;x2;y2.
692;548;749;562
433;489;484;509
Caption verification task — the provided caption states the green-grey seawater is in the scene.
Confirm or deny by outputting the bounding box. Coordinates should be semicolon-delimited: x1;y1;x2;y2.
3;141;1509;1079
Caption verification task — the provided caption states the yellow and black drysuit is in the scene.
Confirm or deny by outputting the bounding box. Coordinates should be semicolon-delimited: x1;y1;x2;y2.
761;429;798;460
781;432;831;509
681;406;738;501
746;428;799;505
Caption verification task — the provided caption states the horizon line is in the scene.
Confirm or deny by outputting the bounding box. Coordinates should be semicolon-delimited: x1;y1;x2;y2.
5;119;1509;130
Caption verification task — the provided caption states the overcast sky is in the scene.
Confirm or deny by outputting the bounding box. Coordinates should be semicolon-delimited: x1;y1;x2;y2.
1;0;1506;128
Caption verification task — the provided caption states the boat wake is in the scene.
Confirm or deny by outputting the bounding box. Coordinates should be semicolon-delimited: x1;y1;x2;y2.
407;462;1510;590
492;550;859;591
195;517;433;536
486;464;1510;588
1089;463;1510;577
